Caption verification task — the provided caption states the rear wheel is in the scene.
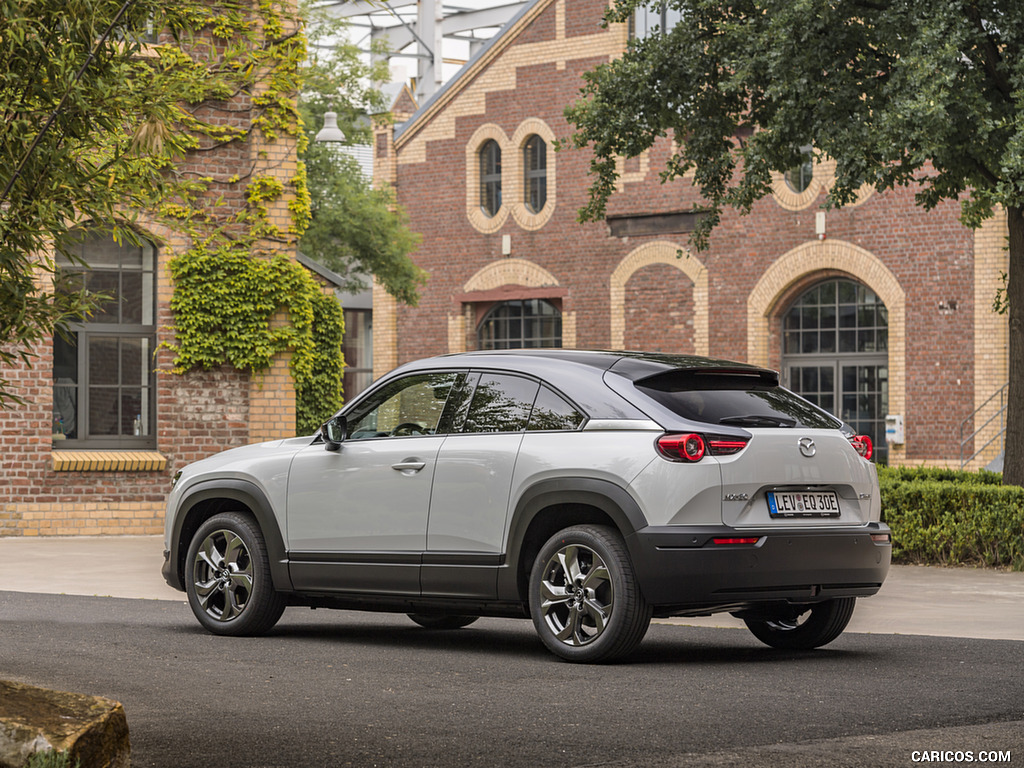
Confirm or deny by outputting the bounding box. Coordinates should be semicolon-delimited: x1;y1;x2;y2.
185;511;286;636
407;614;479;630
529;525;651;663
743;597;856;650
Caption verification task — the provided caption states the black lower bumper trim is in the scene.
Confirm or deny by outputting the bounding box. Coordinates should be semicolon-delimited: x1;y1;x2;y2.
628;523;891;608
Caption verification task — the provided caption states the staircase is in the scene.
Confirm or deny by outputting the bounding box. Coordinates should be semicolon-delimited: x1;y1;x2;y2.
960;382;1008;470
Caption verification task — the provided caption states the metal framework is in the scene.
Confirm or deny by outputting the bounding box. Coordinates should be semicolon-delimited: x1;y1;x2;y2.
317;0;526;102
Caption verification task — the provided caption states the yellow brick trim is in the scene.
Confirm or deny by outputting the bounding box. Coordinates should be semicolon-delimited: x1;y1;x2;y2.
509;118;557;231
51;451;168;472
746;239;905;456
397;1;626;163
610;242;709;354
448;312;468;354
372;277;399;381
463;258;560;292
770;157;874;211
466;124;511;233
969;208;1010;469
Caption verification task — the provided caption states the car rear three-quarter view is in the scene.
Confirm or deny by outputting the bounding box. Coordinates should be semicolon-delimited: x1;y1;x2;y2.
162;350;891;663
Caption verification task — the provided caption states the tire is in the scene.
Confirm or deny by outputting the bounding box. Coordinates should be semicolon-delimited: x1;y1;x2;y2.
407;614;479;630
185;511;286;636
743;597;856;650
529;524;651;663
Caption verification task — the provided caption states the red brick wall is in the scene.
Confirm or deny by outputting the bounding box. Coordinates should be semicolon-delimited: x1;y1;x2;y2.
389;0;980;465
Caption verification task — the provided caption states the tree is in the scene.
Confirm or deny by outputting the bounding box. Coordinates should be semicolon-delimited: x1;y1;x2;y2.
298;3;425;306
0;0;310;408
566;0;1024;486
0;0;185;405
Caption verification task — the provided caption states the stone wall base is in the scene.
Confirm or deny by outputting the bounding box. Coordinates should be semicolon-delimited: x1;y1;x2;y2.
0;502;164;537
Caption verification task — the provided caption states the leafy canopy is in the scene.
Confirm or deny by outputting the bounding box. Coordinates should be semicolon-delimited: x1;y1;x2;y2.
297;3;425;306
567;0;1024;486
568;0;1024;244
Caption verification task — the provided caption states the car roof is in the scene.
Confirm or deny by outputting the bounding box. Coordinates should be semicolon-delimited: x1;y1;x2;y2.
424;349;773;382
376;350;777;426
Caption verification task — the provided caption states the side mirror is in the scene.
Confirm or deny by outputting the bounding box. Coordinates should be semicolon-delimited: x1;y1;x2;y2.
322;415;347;451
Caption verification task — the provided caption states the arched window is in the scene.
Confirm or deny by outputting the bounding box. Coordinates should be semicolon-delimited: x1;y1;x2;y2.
523;135;547;213
785;146;814;193
479;139;502;216
781;278;888;461
52;227;157;448
477;299;562;350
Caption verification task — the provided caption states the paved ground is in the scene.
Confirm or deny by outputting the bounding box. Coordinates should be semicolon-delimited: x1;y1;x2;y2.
1;534;1023;640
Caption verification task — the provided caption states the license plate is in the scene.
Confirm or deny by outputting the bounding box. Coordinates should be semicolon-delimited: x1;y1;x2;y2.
766;490;841;518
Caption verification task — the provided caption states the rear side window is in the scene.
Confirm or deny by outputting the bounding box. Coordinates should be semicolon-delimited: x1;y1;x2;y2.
636;371;841;429
462;373;540;433
528;386;585;431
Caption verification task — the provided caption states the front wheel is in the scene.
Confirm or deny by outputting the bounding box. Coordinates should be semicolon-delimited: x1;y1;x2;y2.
529;525;651;663
185;511;286;636
743;597;856;650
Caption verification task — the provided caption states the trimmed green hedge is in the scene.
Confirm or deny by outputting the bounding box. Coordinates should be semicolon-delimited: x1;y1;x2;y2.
878;466;1024;571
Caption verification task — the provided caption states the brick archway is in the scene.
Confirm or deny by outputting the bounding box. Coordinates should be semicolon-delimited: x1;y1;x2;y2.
610;241;708;354
747;239;906;433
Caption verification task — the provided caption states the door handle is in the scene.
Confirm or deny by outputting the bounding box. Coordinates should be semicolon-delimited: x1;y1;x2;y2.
392;459;426;474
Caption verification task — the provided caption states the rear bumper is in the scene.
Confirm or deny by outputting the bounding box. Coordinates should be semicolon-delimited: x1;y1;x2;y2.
627;522;891;612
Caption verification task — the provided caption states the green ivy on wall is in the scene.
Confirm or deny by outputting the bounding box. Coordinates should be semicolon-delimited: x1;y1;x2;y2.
154;0;341;432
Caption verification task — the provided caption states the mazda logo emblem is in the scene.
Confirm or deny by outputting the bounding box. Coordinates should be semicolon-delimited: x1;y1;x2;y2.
798;437;816;457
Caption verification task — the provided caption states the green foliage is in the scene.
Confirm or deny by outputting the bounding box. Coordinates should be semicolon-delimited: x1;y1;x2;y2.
300;144;425;305
296;291;345;435
297;1;426;306
0;0;310;406
566;0;1024;487
879;467;1024;570
27;750;78;768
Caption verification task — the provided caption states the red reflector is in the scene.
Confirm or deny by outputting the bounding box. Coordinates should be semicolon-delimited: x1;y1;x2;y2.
870;533;891;544
707;438;749;456
713;537;760;546
850;434;873;460
657;433;706;462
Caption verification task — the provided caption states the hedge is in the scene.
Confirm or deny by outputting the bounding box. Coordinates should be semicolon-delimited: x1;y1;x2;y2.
878;466;1024;571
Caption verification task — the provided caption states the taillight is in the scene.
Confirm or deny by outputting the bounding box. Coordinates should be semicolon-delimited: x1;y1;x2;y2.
850;434;873;460
657;433;706;462
656;434;750;462
707;437;749;455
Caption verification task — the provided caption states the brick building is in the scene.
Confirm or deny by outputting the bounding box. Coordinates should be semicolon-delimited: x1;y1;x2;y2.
374;0;1009;469
0;3;310;537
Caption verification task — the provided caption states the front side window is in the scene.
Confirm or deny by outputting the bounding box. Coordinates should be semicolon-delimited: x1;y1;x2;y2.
479;139;502;216
53;228;157;448
477;299;562;350
347;372;459;439
523;135;547;213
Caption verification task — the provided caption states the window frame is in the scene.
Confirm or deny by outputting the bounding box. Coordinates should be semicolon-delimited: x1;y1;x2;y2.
476;299;563;351
522;134;547;214
479;139;502;217
52;229;158;450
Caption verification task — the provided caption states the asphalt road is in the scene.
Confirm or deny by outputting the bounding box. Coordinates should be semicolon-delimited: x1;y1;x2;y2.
2;591;1023;768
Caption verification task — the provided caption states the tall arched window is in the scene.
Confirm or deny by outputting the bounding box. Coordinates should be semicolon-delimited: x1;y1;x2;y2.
53;227;157;448
781;278;888;461
479;139;502;216
523;135;547;213
477;299;561;350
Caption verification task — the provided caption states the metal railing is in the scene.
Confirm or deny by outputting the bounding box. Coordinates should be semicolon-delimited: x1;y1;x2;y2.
959;382;1008;470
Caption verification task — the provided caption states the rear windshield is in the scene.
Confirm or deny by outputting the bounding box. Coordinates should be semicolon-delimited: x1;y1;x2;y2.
635;371;841;430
